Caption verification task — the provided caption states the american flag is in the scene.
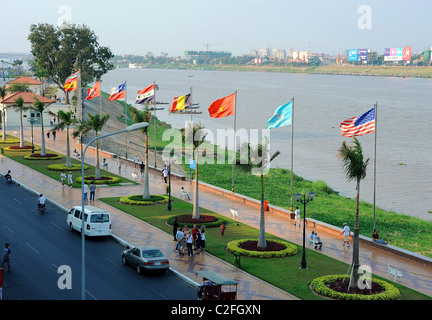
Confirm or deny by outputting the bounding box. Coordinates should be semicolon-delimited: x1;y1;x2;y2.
340;108;375;137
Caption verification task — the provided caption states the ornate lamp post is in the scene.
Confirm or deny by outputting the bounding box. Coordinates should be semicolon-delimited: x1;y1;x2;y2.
295;191;315;269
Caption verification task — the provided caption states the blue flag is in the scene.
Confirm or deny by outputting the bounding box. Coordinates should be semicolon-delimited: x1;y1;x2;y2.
266;101;293;129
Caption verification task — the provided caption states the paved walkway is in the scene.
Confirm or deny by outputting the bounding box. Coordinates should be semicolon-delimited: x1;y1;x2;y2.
2;127;432;299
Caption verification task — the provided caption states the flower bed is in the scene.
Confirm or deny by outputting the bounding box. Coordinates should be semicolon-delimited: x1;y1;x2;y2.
119;194;169;205
310;275;401;300
4;146;40;152
226;239;298;258
166;214;225;228
0;138;20;144
76;175;120;185
47;164;87;171
25;153;63;160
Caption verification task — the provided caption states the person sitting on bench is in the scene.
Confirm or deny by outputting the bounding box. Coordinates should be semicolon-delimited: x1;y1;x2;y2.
180;187;190;200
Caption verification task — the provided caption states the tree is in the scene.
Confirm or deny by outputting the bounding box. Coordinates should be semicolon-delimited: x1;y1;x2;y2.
50;110;78;167
31;98;49;156
13;96;29;148
73;113;110;179
182;122;207;219
28;23;114;103
338;137;369;290
128;106;152;199
236;139;280;248
0;86;6;141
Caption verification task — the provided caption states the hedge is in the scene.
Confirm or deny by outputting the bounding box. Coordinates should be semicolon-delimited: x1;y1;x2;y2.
166;214;226;229
47;164;87;171
4;146;40;152
226;238;298;258
120;194;169;205
310;274;401;300
25;154;63;160
76;175;120;185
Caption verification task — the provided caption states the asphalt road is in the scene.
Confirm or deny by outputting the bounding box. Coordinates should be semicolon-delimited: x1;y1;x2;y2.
0;180;197;300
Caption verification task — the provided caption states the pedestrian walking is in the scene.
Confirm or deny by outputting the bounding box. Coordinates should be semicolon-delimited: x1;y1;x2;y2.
172;218;179;241
200;226;206;252
2;243;11;272
186;231;193;257
67;171;73;188
294;206;301;228
139;162;145;175
162;167;168;183
46;131;50;139
341;223;351;247
90;182;96;201
102;158;108;170
52;130;56;141
83;183;89;204
60;171;66;188
134;155;139;169
220;223;226;236
176;227;185;256
117;157;122;174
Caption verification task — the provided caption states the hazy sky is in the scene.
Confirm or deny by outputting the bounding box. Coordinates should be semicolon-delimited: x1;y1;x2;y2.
1;0;430;57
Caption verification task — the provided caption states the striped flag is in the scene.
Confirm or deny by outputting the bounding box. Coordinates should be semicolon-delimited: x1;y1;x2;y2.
136;85;155;104
170;94;191;112
63;71;79;92
109;83;126;101
340;108;375;137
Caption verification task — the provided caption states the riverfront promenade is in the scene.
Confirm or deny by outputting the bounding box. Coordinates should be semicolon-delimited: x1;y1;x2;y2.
2;127;432;299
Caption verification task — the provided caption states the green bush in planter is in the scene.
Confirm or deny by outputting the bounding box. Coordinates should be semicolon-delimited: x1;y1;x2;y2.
226;238;298;258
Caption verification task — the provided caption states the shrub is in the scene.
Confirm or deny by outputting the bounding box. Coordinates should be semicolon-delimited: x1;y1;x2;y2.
226;238;298;258
4;146;40;152
76;175;120;185
166;214;226;228
47;164;87;171
120;194;169;205
310;275;401;300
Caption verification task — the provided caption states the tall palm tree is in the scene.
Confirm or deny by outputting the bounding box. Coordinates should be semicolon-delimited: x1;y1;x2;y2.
73;113;110;179
236;139;280;248
50;110;78;167
129;106;152;199
31;98;48;156
0;86;6;141
338;137;369;290
182;122;207;219
13;96;29;148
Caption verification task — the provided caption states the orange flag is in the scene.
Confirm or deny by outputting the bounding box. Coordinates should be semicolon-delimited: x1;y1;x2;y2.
208;92;236;118
86;80;101;100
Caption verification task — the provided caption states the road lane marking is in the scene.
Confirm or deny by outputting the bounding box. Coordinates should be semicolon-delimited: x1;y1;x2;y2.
14;199;23;205
26;242;40;254
3;225;15;234
51;222;64;231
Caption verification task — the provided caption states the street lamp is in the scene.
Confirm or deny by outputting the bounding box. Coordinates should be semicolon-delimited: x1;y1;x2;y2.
295;191;315;269
80;122;149;300
163;155;177;212
28;116;36;154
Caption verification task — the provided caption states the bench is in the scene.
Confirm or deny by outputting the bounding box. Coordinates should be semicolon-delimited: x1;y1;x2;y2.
230;208;239;219
180;190;191;200
387;264;403;282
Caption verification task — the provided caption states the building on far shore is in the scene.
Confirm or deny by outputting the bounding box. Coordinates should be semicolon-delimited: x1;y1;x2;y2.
6;77;43;95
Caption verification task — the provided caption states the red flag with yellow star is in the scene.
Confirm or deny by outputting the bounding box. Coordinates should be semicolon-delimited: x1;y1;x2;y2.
208;92;236;118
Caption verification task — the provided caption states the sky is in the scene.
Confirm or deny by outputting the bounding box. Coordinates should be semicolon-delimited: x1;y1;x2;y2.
0;0;431;57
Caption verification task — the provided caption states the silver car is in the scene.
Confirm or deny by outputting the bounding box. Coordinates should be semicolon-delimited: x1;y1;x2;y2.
121;246;170;274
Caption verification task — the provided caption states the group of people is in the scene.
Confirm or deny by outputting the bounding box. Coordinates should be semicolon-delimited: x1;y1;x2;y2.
60;171;74;188
173;218;206;257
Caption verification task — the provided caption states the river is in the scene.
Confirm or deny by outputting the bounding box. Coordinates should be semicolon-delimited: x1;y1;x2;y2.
100;68;432;221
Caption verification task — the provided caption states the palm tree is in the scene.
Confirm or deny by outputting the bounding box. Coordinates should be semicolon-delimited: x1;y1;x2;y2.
236;139;280;248
128;106;152;199
338;137;369;290
182;122;207;219
13;96;29;148
0;86;6;141
73;113;110;179
31;98;48;156
50;110;78;167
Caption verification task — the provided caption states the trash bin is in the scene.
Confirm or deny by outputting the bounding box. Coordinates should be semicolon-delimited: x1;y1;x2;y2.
264;200;269;211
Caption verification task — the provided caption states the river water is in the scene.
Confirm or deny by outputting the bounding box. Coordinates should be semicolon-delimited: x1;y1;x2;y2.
101;68;432;221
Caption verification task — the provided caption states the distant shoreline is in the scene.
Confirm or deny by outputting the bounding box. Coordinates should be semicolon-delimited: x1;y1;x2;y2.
136;64;432;79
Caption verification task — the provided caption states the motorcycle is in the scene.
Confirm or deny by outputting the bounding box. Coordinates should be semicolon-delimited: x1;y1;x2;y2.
5;170;12;184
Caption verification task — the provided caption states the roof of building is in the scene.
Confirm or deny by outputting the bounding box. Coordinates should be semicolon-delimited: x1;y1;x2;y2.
7;77;43;86
1;92;55;105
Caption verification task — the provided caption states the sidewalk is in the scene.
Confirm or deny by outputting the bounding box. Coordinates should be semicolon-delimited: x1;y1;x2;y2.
3;127;432;299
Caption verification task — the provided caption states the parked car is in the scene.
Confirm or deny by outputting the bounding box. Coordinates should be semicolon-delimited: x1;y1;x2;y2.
67;205;111;237
122;246;170;274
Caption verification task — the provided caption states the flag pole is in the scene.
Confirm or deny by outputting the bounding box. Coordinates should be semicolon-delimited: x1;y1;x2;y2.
290;97;295;211
190;86;193;123
232;90;237;193
373;102;378;231
125;81;128;159
99;79;103;151
153;81;157;169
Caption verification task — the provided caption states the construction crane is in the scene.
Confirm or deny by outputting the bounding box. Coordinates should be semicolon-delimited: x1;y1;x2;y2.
204;43;220;51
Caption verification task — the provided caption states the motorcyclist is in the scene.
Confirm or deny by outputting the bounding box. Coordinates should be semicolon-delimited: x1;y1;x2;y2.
38;193;47;211
5;170;12;182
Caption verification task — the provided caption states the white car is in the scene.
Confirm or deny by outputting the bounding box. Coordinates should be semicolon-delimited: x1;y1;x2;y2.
67;205;111;237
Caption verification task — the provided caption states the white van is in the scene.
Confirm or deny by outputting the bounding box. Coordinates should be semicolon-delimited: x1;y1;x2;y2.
67;205;112;237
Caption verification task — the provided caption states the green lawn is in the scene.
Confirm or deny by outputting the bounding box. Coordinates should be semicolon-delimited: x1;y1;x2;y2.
100;196;430;300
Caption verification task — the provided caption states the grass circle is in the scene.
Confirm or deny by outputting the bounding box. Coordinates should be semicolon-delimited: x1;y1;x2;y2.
119;194;169;205
166;214;225;228
226;238;298;258
76;175;120;185
25;153;63;160
47;164;87;171
310;275;401;300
